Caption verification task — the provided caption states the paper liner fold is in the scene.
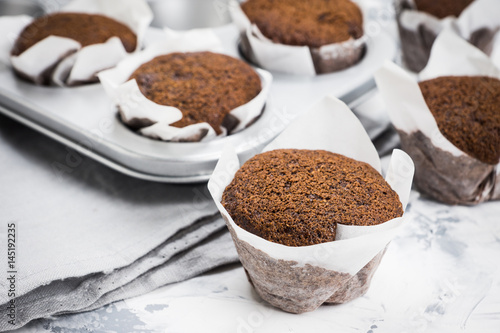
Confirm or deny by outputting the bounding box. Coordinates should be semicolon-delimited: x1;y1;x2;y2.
491;32;500;69
419;28;500;79
229;0;366;75
398;131;498;204
396;0;500;72
0;0;153;86
0;15;32;65
375;28;500;205
208;95;414;313
98;27;272;143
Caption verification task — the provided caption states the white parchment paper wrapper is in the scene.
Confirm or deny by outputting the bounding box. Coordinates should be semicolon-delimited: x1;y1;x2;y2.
492;32;500;69
98;27;272;143
396;0;500;72
0;15;32;65
228;0;366;75
0;0;152;86
208;95;414;313
375;28;500;204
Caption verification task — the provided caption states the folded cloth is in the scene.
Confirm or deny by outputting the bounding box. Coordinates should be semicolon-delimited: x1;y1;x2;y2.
0;114;238;331
0;216;237;330
68;229;237;315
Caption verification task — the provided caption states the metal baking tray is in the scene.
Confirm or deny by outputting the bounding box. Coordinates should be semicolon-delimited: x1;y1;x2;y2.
0;25;396;183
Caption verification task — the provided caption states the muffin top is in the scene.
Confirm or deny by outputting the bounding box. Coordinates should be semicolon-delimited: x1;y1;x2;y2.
241;0;363;48
419;76;500;165
128;52;261;135
222;149;403;247
12;13;137;56
413;0;474;19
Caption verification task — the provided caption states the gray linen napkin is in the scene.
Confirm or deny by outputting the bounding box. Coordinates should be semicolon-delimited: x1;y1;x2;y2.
0;115;238;331
70;229;237;314
1;216;236;330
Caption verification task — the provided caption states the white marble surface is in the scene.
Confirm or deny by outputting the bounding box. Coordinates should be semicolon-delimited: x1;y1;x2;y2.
14;192;500;333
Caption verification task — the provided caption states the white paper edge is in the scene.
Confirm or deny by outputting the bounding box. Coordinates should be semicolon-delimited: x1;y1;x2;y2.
230;68;272;133
456;0;500;39
10;36;81;82
52;53;78;87
264;95;381;172
102;76;184;125
227;0;251;32
98;27;272;142
492;32;500;70
375;61;465;157
140;122;218;142
399;9;447;33
57;37;128;86
0;15;32;65
60;0;152;83
245;24;316;76
229;0;366;75
419;27;500;80
208;95;415;275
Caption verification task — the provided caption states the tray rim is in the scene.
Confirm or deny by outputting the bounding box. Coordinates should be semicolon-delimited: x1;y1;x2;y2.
0;104;215;183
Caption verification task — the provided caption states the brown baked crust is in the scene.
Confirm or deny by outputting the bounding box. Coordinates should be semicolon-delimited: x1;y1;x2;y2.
241;0;363;48
419;76;500;165
12;13;137;56
414;0;474;19
222;149;403;247
128;52;261;135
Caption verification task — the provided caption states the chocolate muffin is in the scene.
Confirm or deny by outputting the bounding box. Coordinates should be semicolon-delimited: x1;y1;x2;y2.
222;149;403;247
241;0;363;48
396;0;478;72
419;76;500;165
413;0;474;19
237;0;365;73
12;13;137;56
128;51;262;135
